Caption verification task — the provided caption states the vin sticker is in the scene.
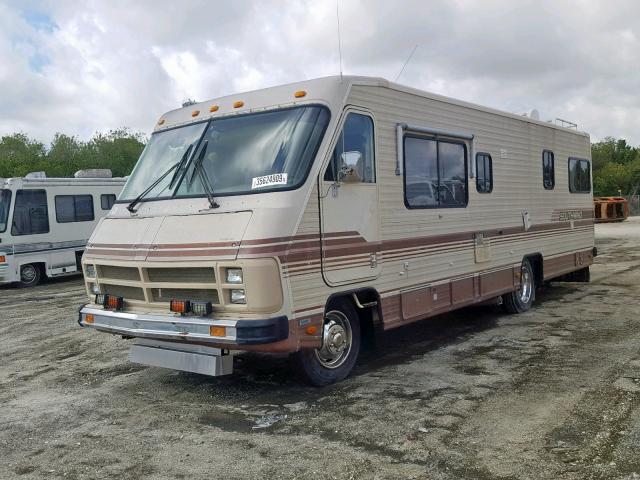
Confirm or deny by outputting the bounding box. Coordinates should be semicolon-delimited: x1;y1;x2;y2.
251;173;288;189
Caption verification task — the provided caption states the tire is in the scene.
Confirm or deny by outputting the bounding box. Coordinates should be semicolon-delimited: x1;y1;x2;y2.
294;298;361;386
502;259;535;314
19;264;42;288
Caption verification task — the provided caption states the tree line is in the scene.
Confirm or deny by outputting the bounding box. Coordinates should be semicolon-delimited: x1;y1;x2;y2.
0;130;638;197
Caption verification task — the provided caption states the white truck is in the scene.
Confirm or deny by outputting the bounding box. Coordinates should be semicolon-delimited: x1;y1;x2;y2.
77;76;595;385
0;171;125;287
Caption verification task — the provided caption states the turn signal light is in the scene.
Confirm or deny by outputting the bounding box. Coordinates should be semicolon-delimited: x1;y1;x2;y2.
170;300;191;314
85;313;95;324
210;326;226;337
105;295;124;311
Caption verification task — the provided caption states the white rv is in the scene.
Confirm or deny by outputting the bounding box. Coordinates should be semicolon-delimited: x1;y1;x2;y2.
78;77;595;385
0;171;125;287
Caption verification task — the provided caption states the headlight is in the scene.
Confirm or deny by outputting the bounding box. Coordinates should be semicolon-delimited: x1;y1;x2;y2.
85;264;96;278
226;268;243;284
230;289;246;304
89;283;100;295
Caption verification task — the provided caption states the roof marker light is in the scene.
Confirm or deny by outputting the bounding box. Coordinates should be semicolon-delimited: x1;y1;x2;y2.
191;110;200;117
209;105;219;113
158;119;165;125
233;101;244;108
294;90;307;98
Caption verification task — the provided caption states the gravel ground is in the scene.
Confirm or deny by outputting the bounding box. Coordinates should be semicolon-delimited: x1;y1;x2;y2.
1;218;639;480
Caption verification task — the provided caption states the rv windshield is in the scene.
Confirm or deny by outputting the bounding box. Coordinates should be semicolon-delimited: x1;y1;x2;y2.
0;190;10;233
119;105;330;202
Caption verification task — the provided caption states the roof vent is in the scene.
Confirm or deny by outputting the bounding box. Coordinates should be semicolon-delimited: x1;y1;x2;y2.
25;171;46;179
74;169;113;178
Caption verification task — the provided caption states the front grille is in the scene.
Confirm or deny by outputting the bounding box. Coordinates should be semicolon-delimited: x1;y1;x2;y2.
99;265;140;281
151;288;219;304
87;260;241;311
147;267;215;283
101;283;146;301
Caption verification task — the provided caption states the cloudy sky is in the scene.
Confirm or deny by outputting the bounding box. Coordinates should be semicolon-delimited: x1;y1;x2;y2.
1;0;639;145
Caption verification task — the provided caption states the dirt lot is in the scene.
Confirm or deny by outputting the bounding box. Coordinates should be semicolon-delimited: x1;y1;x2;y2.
1;219;639;480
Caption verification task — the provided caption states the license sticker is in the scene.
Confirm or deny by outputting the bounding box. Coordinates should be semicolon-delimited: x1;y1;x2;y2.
251;173;288;189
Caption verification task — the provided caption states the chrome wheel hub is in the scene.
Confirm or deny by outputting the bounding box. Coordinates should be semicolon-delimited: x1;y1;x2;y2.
519;267;533;304
21;266;37;283
315;310;353;369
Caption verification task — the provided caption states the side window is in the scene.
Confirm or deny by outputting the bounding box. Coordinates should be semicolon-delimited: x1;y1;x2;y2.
543;150;555;190
324;112;375;183
403;135;468;208
55;195;95;223
568;158;591;193
475;153;493;193
11;189;49;236
101;194;116;210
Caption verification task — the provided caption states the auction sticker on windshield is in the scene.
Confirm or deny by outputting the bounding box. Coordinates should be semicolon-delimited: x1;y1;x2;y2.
251;173;288;189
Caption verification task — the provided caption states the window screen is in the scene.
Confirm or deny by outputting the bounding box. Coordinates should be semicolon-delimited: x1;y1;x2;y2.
568;158;591;193
11;189;49;236
543;150;555;190
324;113;375;183
475;153;493;193
404;136;467;208
55;195;95;223
101;194;116;210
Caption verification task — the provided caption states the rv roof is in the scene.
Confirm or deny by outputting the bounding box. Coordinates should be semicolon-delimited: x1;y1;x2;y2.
2;176;127;188
155;75;589;138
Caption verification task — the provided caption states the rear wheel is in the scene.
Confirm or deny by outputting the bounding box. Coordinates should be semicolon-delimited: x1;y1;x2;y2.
19;264;42;288
294;299;361;386
502;259;535;314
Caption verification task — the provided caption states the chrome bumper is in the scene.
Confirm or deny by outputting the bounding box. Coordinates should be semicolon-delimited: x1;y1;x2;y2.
78;306;289;346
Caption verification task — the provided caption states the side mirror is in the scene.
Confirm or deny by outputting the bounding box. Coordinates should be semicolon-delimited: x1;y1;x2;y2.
338;151;364;183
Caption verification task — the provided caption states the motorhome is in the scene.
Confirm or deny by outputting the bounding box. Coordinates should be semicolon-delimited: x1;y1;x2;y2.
0;171;125;287
78;76;595;385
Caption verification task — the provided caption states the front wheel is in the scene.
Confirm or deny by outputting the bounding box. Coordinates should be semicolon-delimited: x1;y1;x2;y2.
502;259;535;314
294;299;361;386
19;264;42;288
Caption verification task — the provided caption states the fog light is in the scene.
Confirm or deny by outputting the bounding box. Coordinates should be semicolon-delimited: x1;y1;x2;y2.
85;264;96;278
170;299;191;314
230;289;246;304
90;282;100;295
226;268;243;284
191;301;212;316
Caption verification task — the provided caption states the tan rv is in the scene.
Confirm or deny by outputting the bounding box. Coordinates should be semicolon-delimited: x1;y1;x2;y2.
78;76;595;385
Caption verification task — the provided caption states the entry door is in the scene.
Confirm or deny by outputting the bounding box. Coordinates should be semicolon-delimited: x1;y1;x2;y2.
320;110;381;286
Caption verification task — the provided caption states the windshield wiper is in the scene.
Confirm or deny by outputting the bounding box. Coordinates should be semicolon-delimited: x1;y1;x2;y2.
127;145;193;213
187;141;219;209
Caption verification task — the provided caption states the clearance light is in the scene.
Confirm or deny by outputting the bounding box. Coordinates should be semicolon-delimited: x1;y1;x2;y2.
170;299;191;314
209;105;219;112
85;314;95;324
191;301;213;316
191;110;200;117
294;90;306;98
230;289;246;304
158;118;165;125
0;255;6;263
210;325;226;337
233;101;244;108
305;325;318;335
226;268;243;284
105;295;124;311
